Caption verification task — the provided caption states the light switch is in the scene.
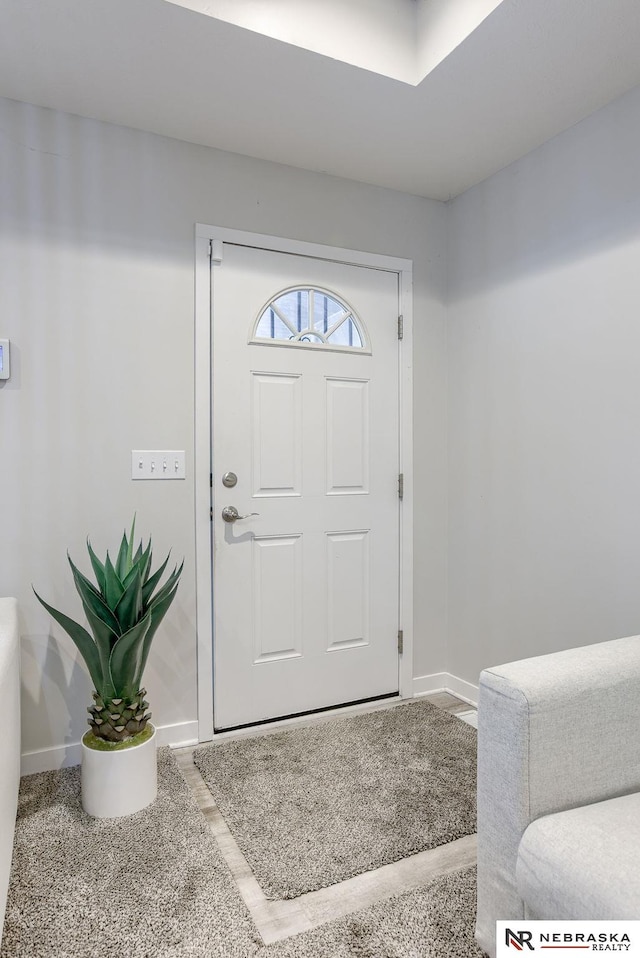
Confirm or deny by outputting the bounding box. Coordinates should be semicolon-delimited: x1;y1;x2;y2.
132;450;186;480
0;340;10;380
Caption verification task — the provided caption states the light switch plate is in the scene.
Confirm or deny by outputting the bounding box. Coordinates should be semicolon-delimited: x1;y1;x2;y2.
0;339;10;380
132;450;186;480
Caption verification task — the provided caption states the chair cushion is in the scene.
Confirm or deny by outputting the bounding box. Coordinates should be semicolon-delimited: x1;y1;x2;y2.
516;791;640;919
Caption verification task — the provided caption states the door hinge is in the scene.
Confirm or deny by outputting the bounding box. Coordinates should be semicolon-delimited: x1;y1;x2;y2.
210;239;223;265
210;472;213;488
398;473;404;500
398;629;404;654
397;314;404;340
210;506;213;521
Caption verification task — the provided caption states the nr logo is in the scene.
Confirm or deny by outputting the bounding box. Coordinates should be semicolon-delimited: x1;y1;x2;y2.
505;928;535;951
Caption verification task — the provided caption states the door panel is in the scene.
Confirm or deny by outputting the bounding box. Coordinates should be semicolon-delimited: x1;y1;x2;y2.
326;531;370;650
251;373;302;496
252;535;303;662
326;378;369;494
212;243;400;729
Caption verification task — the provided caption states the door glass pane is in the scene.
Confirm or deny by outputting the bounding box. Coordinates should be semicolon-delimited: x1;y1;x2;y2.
252;287;367;351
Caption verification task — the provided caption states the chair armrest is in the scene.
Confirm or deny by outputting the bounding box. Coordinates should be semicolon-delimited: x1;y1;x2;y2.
475;634;640;956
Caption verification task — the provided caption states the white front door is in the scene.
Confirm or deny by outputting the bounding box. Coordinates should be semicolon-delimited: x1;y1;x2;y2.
212;242;401;730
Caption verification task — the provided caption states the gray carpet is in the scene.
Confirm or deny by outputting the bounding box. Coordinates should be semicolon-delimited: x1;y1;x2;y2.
194;700;477;899
1;739;482;958
258;867;485;958
0;749;262;958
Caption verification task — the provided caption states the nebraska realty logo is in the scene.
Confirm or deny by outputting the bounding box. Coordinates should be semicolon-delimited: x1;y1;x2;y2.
496;922;640;955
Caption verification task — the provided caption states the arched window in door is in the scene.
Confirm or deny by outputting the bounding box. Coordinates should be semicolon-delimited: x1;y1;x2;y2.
251;286;369;352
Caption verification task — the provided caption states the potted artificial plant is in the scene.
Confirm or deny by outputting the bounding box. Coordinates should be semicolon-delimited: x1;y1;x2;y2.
34;520;182;818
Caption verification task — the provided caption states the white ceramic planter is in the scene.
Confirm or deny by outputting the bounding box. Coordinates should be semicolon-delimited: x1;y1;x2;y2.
81;724;157;818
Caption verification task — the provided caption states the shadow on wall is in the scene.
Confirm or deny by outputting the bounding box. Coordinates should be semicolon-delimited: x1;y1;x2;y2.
20;634;91;762
144;597;197;723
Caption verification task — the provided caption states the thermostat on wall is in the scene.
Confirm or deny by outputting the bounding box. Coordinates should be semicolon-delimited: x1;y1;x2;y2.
0;340;10;380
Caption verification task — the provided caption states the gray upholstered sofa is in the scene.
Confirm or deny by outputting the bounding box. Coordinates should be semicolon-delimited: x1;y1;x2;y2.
475;634;640;957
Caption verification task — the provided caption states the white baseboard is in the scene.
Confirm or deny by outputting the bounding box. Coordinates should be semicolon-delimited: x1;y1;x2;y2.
20;720;200;776
21;742;82;775
158;721;199;750
413;671;478;707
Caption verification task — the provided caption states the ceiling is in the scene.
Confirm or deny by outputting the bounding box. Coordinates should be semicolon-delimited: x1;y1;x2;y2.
1;0;640;200
164;0;505;84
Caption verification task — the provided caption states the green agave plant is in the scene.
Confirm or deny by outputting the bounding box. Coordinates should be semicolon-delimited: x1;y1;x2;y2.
34;520;183;744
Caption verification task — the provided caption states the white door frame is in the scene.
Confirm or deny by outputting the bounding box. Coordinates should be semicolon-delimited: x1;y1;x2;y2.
194;224;413;742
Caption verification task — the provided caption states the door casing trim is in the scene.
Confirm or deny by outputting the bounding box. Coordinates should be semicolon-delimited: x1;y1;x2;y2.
194;224;414;743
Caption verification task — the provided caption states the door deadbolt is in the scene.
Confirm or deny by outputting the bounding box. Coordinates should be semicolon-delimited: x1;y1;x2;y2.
222;472;238;488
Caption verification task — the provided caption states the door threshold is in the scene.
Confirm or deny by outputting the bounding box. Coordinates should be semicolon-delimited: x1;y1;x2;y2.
213;692;401;738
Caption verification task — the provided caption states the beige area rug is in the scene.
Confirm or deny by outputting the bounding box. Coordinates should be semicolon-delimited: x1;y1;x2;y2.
0;749;261;958
194;700;477;899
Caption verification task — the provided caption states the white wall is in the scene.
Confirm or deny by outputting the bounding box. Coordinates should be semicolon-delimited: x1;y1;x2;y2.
0;96;448;766
447;83;640;684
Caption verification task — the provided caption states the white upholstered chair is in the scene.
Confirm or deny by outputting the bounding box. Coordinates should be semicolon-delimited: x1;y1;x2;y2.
475;635;640;956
